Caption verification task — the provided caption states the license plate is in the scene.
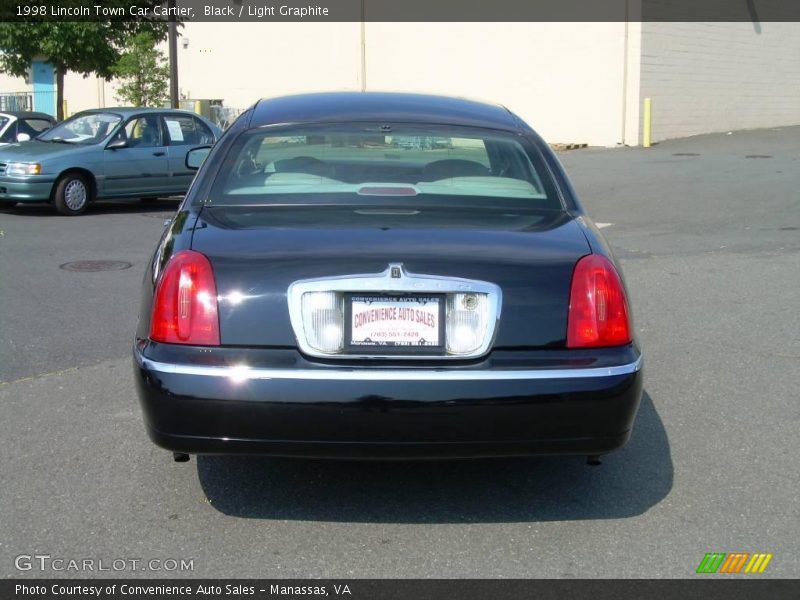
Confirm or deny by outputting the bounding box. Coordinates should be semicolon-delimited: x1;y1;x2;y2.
347;294;444;350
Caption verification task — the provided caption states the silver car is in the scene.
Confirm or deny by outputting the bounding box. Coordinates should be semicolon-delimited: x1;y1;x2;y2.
0;107;221;215
0;111;57;146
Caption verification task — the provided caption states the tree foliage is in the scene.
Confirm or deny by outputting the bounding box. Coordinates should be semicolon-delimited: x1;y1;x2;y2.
0;10;170;119
113;32;169;107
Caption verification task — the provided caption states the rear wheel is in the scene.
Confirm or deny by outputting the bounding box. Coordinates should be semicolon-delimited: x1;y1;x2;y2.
53;173;92;216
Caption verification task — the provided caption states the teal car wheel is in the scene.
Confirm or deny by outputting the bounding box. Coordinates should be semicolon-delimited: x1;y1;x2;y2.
53;173;92;216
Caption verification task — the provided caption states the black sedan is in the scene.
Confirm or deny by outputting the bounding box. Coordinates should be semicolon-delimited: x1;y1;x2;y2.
133;92;643;463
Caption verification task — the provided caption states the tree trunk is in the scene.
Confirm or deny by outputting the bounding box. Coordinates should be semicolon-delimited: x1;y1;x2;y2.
55;65;66;120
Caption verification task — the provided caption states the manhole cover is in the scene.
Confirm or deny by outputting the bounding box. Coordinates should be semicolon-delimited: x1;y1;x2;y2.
60;260;133;272
672;152;700;156
745;154;772;158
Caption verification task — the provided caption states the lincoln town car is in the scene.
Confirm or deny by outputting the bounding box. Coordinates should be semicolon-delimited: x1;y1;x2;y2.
133;92;643;463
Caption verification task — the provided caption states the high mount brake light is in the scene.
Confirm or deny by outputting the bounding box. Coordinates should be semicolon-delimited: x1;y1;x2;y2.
150;250;220;346
567;254;631;348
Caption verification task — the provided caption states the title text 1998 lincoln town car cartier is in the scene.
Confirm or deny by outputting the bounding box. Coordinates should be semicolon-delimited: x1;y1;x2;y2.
133;92;643;463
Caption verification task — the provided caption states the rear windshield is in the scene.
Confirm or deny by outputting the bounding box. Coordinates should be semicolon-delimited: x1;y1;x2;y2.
208;124;562;209
24;118;53;133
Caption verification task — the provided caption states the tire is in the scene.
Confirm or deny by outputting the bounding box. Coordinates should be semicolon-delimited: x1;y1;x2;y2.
0;200;17;209
53;173;92;216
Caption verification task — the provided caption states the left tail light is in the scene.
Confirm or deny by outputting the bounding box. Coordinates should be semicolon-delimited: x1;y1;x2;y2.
149;250;220;346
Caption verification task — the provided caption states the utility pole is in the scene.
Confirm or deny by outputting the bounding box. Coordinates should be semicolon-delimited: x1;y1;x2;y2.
360;1;366;91
168;0;179;108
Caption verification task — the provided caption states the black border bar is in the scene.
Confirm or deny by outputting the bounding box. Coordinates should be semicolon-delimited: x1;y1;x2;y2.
3;579;800;600
3;0;800;22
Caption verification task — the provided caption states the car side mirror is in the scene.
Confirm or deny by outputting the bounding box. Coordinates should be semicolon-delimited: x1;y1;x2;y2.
106;138;128;150
16;133;31;143
186;146;211;170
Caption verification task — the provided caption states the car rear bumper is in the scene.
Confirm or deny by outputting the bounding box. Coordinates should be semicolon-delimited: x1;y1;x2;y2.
133;343;643;459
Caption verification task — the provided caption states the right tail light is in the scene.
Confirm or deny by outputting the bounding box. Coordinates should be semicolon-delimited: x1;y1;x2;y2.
567;254;632;348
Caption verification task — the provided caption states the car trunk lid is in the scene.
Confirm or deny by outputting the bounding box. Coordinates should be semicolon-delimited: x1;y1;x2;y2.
190;203;590;350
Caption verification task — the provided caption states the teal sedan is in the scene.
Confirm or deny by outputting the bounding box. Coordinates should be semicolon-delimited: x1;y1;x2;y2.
0;107;221;215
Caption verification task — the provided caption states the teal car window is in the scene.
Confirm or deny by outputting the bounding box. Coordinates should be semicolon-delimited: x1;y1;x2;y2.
122;116;163;148
163;116;214;146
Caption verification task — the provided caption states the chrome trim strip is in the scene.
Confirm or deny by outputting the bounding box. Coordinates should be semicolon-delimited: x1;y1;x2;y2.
287;263;502;360
136;354;642;382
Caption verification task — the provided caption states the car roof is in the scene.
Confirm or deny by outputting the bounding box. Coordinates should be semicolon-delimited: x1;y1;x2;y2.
250;92;521;131
0;111;56;121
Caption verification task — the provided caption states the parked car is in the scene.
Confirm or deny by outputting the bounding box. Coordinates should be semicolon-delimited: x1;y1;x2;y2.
0;111;57;146
133;92;643;463
0;108;221;215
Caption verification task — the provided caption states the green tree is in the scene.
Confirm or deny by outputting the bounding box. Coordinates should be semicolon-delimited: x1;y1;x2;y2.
0;12;169;119
113;32;169;107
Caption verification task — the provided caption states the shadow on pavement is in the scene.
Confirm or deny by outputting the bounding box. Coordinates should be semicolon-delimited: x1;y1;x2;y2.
0;198;181;217
197;390;672;523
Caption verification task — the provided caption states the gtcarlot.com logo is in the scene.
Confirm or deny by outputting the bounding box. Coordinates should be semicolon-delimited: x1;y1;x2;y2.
15;554;194;573
696;552;773;574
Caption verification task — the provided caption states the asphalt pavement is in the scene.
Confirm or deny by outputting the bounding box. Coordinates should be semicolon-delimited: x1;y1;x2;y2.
0;127;798;578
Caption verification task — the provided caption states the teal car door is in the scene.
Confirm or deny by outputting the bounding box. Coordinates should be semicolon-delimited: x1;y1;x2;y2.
161;114;216;194
102;115;170;197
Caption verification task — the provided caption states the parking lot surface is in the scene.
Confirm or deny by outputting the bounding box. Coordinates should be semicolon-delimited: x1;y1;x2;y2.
1;127;798;578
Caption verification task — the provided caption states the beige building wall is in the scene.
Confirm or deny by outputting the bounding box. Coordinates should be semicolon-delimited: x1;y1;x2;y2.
622;20;643;146
364;22;632;147
62;73;121;114
176;22;363;107
0;72;26;93
174;22;635;147
4;20;799;145
639;21;800;142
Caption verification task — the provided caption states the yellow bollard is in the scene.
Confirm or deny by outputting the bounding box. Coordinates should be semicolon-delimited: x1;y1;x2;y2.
643;97;652;148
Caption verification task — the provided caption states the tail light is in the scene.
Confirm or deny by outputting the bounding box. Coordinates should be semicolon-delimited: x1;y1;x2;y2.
150;250;220;346
567;254;631;348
